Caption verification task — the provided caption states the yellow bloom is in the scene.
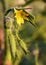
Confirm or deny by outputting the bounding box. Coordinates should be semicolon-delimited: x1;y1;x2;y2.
14;8;29;25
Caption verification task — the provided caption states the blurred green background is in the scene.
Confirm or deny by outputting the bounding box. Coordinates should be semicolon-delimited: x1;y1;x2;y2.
0;0;46;65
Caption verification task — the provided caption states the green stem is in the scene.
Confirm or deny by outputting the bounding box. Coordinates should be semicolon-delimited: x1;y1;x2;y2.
1;0;6;12
35;54;38;65
35;43;39;65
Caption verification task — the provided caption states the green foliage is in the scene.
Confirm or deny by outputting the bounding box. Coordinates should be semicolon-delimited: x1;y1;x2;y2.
3;7;35;65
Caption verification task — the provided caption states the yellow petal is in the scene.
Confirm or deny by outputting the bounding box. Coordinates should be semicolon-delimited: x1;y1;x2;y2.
14;8;24;25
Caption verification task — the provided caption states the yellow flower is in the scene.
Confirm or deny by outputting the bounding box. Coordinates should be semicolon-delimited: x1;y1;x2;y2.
14;8;29;25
